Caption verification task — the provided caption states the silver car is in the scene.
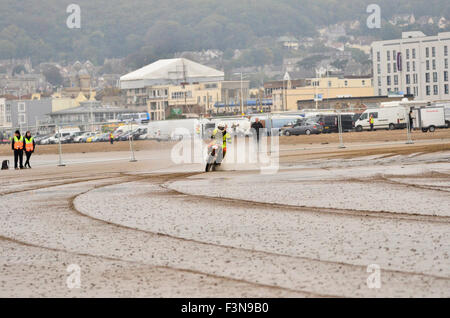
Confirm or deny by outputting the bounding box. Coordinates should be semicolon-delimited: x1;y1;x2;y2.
281;120;323;136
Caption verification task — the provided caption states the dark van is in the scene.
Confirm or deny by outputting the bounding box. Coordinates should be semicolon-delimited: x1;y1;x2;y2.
315;114;354;133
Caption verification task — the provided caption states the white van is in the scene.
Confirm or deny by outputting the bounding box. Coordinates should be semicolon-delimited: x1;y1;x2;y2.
147;119;199;141
355;107;407;131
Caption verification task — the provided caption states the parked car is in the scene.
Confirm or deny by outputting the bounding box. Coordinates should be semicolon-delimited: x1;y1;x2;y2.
91;133;109;142
87;133;103;143
35;134;52;145
281;120;323;136
74;132;96;143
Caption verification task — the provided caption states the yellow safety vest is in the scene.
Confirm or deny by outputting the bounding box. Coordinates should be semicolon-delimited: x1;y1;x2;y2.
212;129;231;149
25;137;34;152
14;136;24;150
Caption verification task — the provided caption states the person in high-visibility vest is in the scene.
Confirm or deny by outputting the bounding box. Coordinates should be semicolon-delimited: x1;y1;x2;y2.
211;123;232;163
109;132;114;145
11;130;24;169
24;131;36;169
369;114;375;131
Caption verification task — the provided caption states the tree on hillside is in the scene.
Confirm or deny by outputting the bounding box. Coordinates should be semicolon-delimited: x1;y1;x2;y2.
42;65;63;86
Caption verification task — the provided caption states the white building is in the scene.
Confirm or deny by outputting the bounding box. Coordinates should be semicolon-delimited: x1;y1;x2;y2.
0;98;12;131
372;31;450;101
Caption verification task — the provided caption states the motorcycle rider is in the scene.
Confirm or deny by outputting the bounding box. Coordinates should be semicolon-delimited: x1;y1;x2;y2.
211;123;231;163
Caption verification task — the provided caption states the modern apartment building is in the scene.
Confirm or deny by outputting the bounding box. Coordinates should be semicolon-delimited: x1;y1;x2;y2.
372;31;450;101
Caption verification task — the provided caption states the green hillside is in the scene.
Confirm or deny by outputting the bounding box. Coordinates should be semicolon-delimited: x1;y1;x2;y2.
0;0;448;65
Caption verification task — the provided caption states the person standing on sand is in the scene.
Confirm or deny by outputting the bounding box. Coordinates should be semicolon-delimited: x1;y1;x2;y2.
24;131;36;169
11;130;24;170
409;110;415;132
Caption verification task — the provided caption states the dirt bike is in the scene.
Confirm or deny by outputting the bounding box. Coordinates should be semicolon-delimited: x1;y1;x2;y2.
205;142;221;172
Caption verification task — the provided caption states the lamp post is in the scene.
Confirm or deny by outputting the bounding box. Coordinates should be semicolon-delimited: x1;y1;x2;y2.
57;123;65;167
233;72;247;115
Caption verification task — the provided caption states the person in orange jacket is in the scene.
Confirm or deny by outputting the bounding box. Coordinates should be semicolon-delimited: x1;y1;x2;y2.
11;130;24;170
24;131;36;169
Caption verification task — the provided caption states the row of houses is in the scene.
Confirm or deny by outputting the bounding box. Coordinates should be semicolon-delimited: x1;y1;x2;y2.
0;96;132;135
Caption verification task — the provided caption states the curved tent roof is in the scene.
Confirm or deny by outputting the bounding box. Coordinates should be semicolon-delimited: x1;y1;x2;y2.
120;58;224;89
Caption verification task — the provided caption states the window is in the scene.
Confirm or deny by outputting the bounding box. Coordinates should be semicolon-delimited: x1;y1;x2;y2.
387;64;391;73
18;102;25;112
413;61;416;72
393;50;396;60
426;85;431;95
414;86;418;96
412;48;416;59
393;63;397;73
377;52;380;62
19;114;26;124
171;91;192;99
406;49;410;59
413;74;418;84
425;73;430;83
406;62;410;72
6;115;11;123
432;60;436;70
426;47;429;58
432;47;436;58
377;64;381;74
407;87;411;95
362;80;365;85
378;89;382;95
406;74;411;84
387;76;391;86
445;84;449;94
445;59;448;69
433;72;438;82
433;85;438;95
426;60;430;71
445;46;448;57
369;112;378;119
394;75;398;85
444;71;448;81
387;51;391;61
377;77;381;86
344;80;348;86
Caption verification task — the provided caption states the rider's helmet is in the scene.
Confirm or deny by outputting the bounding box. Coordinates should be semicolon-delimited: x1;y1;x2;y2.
217;123;225;131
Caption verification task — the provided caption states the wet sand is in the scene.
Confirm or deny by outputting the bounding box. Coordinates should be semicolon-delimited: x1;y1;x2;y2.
0;138;449;297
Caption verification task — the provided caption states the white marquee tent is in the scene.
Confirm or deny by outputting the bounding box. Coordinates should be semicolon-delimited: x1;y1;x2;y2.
120;58;224;89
